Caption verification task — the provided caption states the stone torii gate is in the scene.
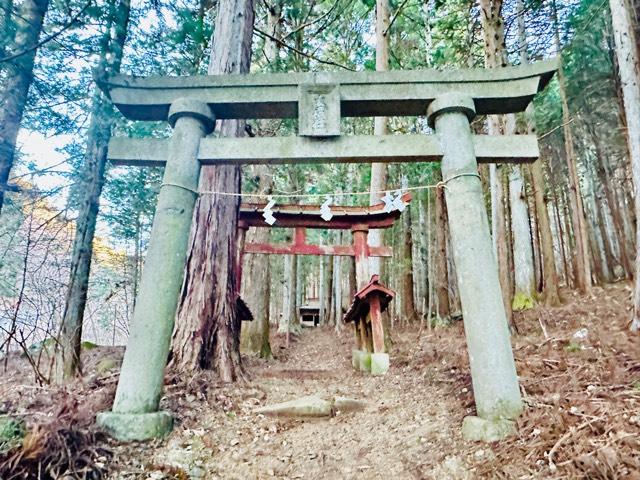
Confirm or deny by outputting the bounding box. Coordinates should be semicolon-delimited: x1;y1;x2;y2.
95;60;558;442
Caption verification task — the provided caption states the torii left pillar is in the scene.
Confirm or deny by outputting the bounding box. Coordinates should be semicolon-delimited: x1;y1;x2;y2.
97;98;215;441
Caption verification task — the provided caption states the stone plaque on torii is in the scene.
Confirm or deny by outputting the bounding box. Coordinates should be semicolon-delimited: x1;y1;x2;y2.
94;59;558;442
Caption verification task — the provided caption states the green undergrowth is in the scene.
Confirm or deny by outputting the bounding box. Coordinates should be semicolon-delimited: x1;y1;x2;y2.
512;292;536;311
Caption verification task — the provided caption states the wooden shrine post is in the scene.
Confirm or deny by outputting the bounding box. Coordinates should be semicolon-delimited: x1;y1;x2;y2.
96;60;557;442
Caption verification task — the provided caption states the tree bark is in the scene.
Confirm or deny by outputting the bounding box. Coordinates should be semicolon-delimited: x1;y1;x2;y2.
172;0;255;380
434;172;450;319
278;254;299;334
324;255;334;325
609;0;640;331
57;0;131;381
401;205;417;322
509;163;536;308
0;0;49;215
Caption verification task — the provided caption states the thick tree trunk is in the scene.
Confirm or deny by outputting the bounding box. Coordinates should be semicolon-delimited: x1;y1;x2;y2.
57;0;131;381
509;163;536;309
172;0;255;380
0;0;49;215
609;0;640;331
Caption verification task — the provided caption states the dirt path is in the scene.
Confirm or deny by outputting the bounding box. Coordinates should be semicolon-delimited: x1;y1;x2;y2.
129;326;477;480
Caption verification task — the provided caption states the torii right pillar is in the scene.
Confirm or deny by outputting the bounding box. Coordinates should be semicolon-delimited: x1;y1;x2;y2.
427;93;523;442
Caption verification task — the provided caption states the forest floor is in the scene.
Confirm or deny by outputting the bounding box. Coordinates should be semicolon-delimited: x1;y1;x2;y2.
1;282;639;479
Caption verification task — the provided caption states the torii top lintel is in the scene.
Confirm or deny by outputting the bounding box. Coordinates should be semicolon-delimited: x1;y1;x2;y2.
99;59;558;122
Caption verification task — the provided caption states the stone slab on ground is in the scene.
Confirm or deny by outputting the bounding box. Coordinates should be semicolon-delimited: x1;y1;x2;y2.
255;395;367;418
333;396;368;413
254;395;332;417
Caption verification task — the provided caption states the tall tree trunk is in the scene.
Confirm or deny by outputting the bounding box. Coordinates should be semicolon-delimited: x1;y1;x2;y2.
240;166;273;358
368;0;390;276
509;1;537;308
57;0;131;381
480;0;515;328
333;232;343;331
588;122;634;278
324;255;334;325
609;0;640;331
529;160;561;305
0;0;16;59
278;255;299;333
434;172;450;319
509;163;536;309
401;205;417;321
264;0;283;70
0;0;49;214
172;0;255;380
552;0;592;293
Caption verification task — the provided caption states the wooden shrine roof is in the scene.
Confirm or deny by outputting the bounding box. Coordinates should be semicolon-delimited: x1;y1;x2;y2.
343;275;395;323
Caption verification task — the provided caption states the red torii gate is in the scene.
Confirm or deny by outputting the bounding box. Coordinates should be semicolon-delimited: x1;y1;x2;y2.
236;193;410;374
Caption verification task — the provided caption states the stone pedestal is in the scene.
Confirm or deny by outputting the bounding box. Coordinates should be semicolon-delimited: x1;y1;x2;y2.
427;93;523;440
96;411;173;442
358;351;371;372
97;99;215;441
370;352;389;375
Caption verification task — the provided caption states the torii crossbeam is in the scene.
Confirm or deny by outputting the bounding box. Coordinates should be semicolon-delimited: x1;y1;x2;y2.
237;198;408;377
96;59;558;443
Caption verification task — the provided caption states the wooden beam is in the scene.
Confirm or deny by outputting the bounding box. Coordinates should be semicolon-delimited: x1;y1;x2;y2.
98;59;558;121
108;134;540;167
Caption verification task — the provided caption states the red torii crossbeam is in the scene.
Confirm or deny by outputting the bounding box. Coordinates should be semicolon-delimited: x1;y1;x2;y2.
236;193;411;293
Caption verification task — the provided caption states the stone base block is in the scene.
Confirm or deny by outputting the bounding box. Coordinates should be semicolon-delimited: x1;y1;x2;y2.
461;415;517;442
370;353;389;375
358;351;371;372
96;410;173;442
351;349;361;369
